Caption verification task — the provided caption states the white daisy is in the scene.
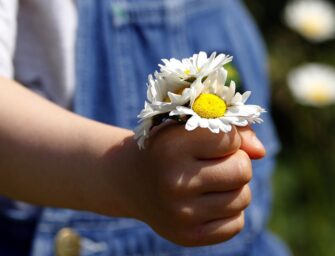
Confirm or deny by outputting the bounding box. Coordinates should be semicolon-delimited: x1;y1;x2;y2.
136;72;192;124
158;51;233;82
284;0;335;42
288;63;335;106
135;53;264;149
135;73;192;149
170;70;265;134
134;118;153;150
135;68;229;148
146;72;192;112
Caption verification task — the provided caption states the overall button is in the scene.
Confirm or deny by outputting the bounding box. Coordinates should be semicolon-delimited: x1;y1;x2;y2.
55;228;81;256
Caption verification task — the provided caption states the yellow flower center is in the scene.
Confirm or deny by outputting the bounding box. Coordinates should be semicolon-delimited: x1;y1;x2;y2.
192;93;227;118
184;68;200;76
300;18;324;38
306;86;332;105
184;69;191;75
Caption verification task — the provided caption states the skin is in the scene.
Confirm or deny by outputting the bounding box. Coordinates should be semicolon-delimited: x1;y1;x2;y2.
0;76;266;246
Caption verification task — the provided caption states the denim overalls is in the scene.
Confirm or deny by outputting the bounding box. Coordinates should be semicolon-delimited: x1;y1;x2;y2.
29;0;289;255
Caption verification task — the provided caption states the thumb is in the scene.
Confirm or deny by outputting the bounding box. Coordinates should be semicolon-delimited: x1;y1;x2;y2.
238;127;266;160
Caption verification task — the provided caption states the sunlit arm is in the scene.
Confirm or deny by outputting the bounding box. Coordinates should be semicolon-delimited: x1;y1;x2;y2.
0;76;266;246
0;76;135;216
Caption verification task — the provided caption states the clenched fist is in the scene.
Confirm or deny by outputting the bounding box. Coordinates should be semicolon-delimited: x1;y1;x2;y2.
105;124;265;247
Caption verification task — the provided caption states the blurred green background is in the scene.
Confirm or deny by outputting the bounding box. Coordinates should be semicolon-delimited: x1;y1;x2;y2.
244;0;335;255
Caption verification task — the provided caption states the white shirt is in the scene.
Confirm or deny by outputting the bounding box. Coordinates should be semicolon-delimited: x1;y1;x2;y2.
0;0;77;108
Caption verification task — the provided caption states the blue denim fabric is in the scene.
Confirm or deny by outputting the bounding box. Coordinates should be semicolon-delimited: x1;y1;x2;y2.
0;199;41;255
29;0;287;255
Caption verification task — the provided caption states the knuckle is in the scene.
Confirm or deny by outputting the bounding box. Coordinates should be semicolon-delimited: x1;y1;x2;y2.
165;177;180;194
235;150;252;184
159;166;197;201
238;185;252;208
223;128;241;154
158;172;183;198
235;214;245;233
157;183;180;204
177;205;197;223
229;213;245;238
231;132;242;152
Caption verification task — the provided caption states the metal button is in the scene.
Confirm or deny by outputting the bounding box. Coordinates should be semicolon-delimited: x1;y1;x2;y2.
55;228;81;256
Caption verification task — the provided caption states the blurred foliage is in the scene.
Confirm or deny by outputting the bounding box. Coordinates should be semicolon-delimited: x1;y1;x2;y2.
245;0;335;255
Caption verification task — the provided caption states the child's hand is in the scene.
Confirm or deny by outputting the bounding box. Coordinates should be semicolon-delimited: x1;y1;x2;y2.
0;78;265;247
112;125;265;246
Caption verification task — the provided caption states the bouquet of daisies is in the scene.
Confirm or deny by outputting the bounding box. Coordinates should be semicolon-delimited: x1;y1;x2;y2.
135;52;265;149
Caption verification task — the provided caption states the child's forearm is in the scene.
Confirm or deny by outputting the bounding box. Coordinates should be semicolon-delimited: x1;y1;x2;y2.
0;76;266;246
0;76;135;216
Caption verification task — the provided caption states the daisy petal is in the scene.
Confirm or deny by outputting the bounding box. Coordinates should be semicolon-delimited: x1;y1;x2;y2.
242;91;252;103
196;51;208;68
232;118;249;127
225;81;236;103
218;121;232;133
176;106;195;115
186;115;200;131
135;51;265;149
199;118;209;128
208;119;221;133
231;92;243;105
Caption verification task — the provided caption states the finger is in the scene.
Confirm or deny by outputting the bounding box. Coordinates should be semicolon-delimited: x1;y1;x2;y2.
147;122;195;159
195;185;251;221
190;212;245;246
187;126;241;159
192;150;252;193
238;126;266;159
149;124;241;159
